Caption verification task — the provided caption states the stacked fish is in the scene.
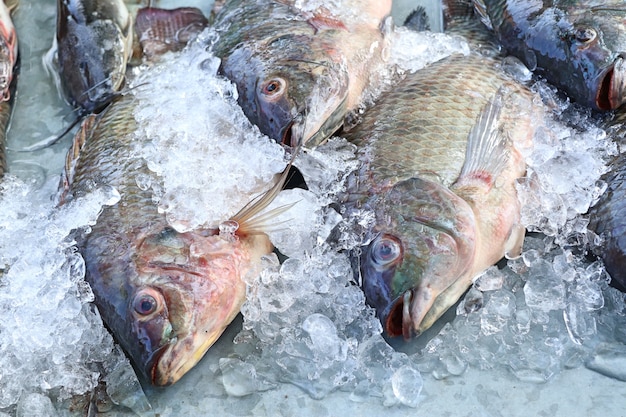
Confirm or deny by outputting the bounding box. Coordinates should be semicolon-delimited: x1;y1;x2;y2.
3;0;626;400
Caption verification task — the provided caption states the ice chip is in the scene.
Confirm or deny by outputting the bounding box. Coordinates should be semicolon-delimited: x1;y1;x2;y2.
523;260;566;311
473;266;504;291
16;393;58;417
220;358;261;397
390;365;423;408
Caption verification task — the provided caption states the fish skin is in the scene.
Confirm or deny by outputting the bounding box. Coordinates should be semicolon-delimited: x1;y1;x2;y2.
473;0;626;110
342;54;537;338
134;7;208;62
0;0;17;178
55;0;133;114
588;110;626;292
210;0;391;148
61;90;278;386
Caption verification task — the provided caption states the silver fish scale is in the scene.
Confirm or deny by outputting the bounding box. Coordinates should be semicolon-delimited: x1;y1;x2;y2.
344;53;526;195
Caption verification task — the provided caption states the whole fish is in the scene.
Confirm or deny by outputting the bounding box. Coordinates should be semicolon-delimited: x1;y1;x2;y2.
210;0;392;148
472;0;626;111
52;0;133;114
588;111;626;292
0;0;17;177
342;54;539;338
60;90;288;386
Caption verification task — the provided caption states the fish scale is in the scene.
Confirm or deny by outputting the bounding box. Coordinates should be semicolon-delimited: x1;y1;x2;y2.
347;54;518;190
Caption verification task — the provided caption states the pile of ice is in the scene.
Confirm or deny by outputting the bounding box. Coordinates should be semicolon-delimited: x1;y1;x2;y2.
0;177;151;415
131;43;287;233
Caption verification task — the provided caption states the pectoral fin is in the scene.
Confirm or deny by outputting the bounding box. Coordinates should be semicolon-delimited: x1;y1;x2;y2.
454;88;511;192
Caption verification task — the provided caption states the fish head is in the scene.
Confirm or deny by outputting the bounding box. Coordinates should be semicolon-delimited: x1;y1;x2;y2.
87;226;255;386
566;8;626;110
528;7;626;110
360;177;477;339
219;34;349;147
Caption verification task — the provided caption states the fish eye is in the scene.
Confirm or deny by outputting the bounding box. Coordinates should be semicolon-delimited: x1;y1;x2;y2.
132;288;161;316
370;235;402;267
574;26;597;44
261;78;285;96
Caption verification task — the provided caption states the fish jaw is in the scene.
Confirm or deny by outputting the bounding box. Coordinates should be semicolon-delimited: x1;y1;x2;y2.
361;177;477;339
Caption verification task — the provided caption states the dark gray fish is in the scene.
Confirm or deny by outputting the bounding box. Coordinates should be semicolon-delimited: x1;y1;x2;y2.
53;0;133;114
342;54;540;338
473;0;626;110
588;110;626;291
210;0;392;148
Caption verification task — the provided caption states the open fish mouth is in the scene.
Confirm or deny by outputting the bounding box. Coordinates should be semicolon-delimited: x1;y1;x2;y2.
596;55;626;110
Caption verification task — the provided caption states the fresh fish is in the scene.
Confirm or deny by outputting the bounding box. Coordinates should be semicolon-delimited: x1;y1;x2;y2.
588;110;626;292
134;7;208;62
52;0;133;113
473;0;626;110
0;0;17;177
342;54;539;338
60;91;289;386
210;0;392;148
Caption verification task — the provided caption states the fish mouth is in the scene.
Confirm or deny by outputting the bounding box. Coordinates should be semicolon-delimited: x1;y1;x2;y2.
596;55;626;110
150;327;226;386
288;92;349;148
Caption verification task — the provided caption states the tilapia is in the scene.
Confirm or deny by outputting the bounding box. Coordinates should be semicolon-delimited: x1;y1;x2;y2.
0;0;17;177
588;110;626;292
473;0;626;110
51;0;133;114
210;0;392;148
342;54;539;338
60;88;288;386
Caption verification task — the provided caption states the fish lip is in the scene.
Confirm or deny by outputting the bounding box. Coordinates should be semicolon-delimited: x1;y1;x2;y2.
596;55;626;110
149;322;232;386
290;89;349;148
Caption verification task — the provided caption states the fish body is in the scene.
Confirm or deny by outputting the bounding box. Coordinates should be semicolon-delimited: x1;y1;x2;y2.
210;0;391;148
55;0;133;113
473;0;626;110
342;54;537;338
62;88;282;386
588;111;626;291
0;0;17;177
